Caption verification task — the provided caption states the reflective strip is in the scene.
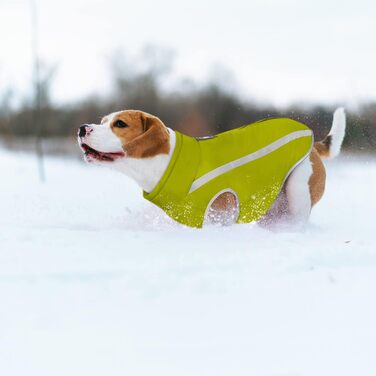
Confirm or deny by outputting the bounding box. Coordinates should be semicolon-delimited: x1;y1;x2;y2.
189;130;312;194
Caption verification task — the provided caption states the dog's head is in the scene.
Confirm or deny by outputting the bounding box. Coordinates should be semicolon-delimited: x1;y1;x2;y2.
78;110;170;163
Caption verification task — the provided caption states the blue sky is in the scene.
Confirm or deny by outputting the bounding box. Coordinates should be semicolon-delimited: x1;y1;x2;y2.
1;0;375;108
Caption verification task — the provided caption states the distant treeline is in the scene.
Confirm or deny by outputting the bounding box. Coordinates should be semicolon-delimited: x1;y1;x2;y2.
0;48;375;152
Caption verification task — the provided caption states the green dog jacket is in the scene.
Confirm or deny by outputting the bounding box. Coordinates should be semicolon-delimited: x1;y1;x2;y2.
144;118;313;228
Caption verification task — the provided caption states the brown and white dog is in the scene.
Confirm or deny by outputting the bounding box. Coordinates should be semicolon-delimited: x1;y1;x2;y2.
77;108;346;227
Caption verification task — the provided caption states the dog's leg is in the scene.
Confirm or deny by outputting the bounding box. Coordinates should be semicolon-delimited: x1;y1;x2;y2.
204;191;239;226
285;157;312;226
258;188;289;228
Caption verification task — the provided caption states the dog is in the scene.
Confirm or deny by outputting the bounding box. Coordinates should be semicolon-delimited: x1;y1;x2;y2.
77;108;346;228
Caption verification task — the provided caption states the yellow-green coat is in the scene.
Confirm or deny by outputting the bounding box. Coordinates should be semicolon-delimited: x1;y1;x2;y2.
144;118;313;228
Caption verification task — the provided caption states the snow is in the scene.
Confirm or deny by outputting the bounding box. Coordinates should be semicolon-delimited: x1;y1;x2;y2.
1;148;376;375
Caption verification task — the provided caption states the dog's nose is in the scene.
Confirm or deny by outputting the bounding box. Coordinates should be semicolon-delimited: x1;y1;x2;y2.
78;125;88;138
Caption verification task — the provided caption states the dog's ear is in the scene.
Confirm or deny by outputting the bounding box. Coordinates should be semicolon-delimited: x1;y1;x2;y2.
124;113;170;158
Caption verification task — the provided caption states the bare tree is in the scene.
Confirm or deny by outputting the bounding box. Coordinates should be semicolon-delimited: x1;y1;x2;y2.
30;0;45;182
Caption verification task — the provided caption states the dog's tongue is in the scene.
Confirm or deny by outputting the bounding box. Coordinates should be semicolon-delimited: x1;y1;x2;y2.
96;150;126;160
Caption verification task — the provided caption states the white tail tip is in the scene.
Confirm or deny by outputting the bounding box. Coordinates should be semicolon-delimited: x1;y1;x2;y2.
328;107;346;159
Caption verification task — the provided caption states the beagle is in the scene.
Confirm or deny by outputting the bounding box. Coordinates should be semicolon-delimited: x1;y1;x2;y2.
78;108;346;227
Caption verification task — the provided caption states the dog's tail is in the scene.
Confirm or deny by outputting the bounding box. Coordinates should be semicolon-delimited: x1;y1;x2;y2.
314;107;346;160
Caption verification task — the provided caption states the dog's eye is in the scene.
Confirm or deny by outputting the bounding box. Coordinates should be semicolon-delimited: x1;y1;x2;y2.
114;120;128;128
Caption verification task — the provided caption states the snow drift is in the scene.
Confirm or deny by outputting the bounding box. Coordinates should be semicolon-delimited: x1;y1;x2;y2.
0;149;375;376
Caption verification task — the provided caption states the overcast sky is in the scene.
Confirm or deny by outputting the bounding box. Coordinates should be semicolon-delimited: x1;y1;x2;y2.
1;0;375;108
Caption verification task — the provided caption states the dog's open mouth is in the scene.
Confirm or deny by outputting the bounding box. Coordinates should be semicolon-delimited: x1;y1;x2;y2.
81;143;125;162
